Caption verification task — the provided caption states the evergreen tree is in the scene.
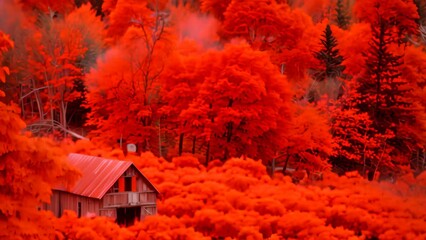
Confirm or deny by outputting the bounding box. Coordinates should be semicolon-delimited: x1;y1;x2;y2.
335;0;350;29
355;16;422;162
313;25;346;82
308;25;346;102
358;19;408;132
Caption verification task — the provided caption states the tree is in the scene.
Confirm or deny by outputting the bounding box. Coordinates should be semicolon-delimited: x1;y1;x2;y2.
401;46;426;173
354;0;418;39
105;0;156;41
328;93;392;176
221;0;290;50
179;42;292;164
220;0;322;91
352;0;426;168
309;24;346;102
85;0;171;152
334;0;350;29
278;104;333;174
6;4;104;138
85;22;173;152
0;31;79;239
24;14;87;137
313;25;345;82
158;41;206;157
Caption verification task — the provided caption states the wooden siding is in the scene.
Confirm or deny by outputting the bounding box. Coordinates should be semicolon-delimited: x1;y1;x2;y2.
103;192;157;208
140;192;157;202
99;208;117;219
106;166;158;194
141;205;157;220
136;174;156;192
43;190;102;218
129;165;156;192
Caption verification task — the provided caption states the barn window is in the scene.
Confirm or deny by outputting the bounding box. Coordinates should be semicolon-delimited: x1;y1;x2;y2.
112;182;119;192
107;181;119;193
77;202;81;218
125;177;132;191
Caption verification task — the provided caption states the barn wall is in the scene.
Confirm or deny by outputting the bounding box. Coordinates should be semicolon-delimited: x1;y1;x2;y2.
99;208;117;219
141;205;157;220
43;190;102;218
111;165;158;203
136;174;156;192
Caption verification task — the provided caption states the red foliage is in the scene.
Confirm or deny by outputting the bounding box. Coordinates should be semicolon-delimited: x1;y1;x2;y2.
180;41;292;162
354;0;419;35
200;0;231;21
126;154;426;239
19;0;76;15
0;32;79;239
2;1;426;239
106;0;154;41
54;210;134;240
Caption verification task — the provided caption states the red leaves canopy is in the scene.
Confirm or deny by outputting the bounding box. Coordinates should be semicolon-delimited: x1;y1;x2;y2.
175;42;292;161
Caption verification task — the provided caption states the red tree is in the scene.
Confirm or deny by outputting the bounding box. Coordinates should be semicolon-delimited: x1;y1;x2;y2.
0;31;79;239
179;41;292;163
85;24;173;152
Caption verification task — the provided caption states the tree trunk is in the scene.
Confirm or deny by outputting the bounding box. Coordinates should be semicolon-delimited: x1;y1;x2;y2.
192;136;196;154
205;141;210;166
178;133;184;156
282;154;290;175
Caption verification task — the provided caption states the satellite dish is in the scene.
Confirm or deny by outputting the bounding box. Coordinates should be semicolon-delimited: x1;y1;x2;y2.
127;143;137;153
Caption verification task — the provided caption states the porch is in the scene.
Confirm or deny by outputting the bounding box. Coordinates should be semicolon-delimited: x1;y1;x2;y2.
102;191;156;208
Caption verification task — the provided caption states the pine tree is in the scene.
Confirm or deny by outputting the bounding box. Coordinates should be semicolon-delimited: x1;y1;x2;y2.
313;25;346;82
355;16;420;162
335;0;350;29
358;19;407;132
308;25;346;102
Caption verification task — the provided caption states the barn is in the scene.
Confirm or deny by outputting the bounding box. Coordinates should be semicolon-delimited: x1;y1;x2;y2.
42;153;159;226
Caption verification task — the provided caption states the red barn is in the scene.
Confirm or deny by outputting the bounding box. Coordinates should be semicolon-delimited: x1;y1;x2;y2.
42;153;159;226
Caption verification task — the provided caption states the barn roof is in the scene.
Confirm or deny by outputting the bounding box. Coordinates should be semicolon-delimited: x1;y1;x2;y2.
54;153;159;199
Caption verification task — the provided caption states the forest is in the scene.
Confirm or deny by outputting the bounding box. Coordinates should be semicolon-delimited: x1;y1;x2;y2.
0;0;426;239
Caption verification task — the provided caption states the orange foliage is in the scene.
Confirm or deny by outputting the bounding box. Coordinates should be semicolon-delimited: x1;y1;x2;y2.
0;31;79;239
42;151;423;239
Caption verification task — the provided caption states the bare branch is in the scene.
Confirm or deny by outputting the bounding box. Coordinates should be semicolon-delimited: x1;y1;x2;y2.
26;120;88;140
19;86;49;101
420;24;426;43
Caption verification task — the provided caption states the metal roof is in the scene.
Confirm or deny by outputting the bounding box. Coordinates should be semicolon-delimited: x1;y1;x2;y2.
54;153;159;199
